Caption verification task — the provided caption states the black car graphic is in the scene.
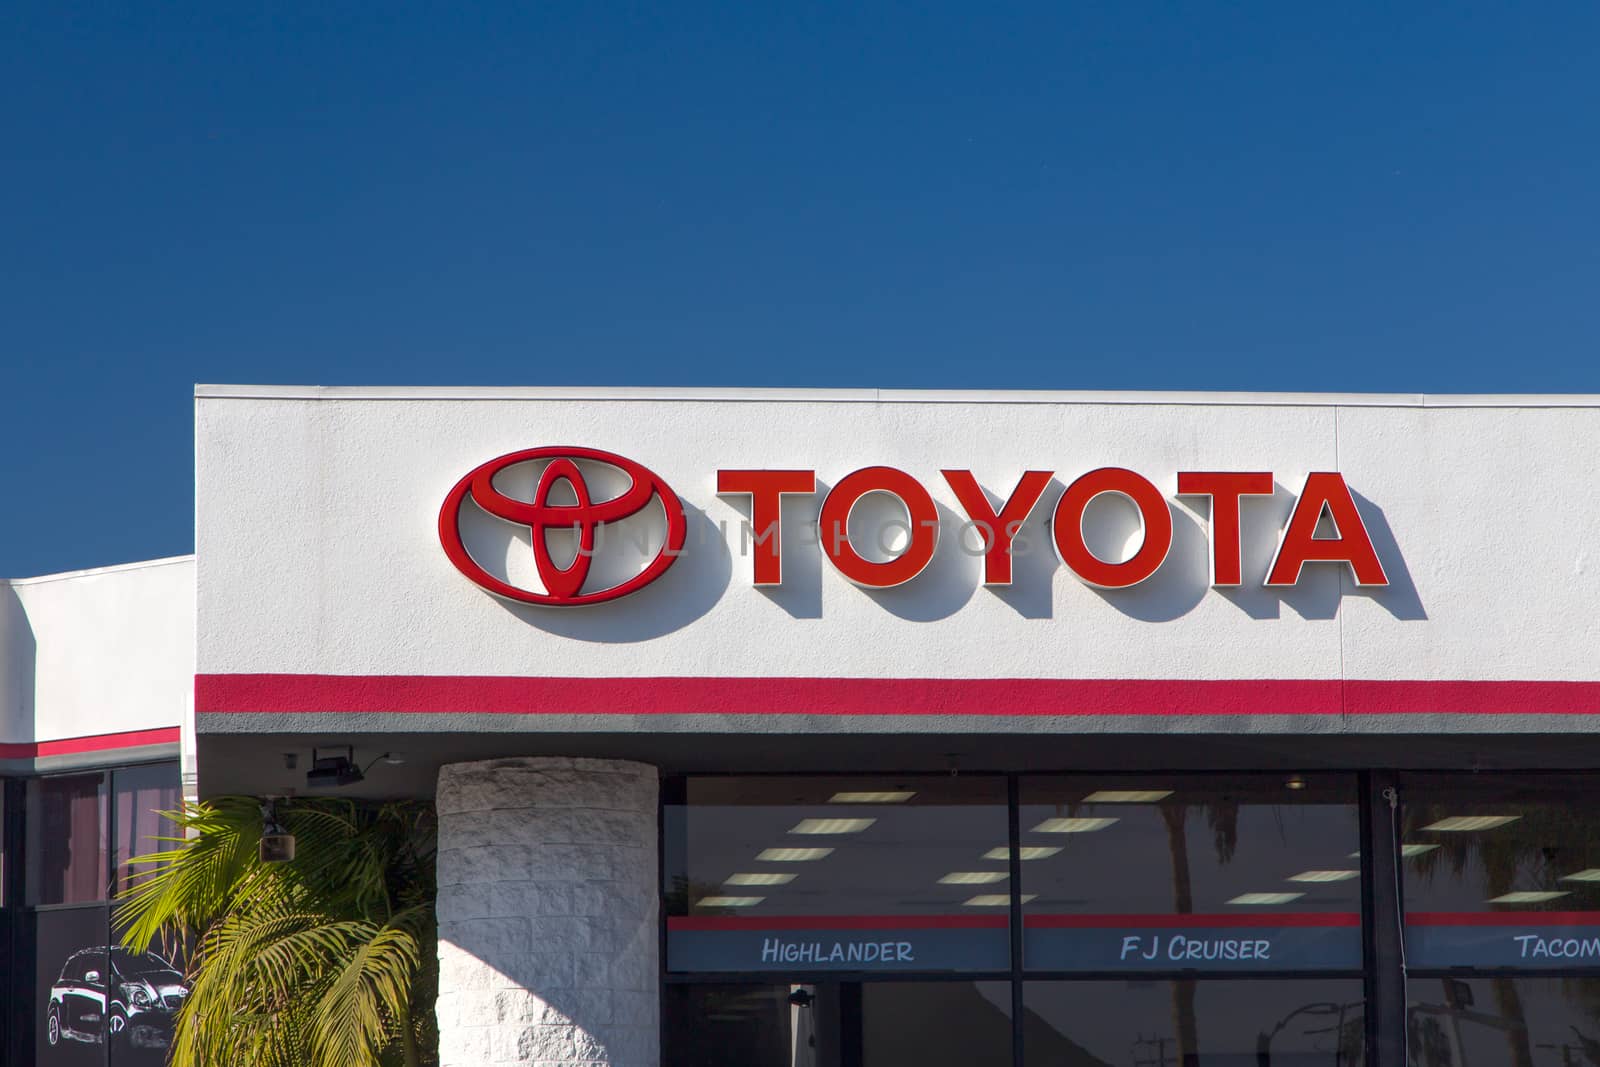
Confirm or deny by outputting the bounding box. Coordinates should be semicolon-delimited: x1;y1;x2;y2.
46;947;187;1052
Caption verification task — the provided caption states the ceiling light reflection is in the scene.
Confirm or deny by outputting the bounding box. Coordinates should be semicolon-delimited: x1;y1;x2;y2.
963;894;1034;907
756;847;834;862
699;896;764;907
725;873;796;886
1081;790;1173;803
1287;870;1360;883
1032;817;1119;833
1227;892;1305;906
1487;891;1569;904
790;818;876;835
984;846;1063;861
1420;815;1521;832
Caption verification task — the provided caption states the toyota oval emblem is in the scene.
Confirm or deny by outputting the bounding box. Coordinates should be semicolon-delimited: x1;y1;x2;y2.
438;447;687;606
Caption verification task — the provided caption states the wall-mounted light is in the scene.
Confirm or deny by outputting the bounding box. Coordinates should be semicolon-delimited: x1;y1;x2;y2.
306;745;363;789
259;799;296;864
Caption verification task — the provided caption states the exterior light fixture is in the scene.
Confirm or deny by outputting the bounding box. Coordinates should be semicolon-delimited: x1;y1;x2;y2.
305;745;363;789
258;799;295;864
1285;776;1308;791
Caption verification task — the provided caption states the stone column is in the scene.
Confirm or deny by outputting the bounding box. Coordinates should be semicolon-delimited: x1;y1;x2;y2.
435;757;658;1067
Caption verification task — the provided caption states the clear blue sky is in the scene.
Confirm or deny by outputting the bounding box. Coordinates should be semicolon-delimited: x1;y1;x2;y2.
4;4;1598;576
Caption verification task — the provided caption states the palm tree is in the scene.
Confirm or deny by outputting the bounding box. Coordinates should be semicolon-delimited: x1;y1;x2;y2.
1159;797;1239;1065
115;795;437;1067
1404;799;1600;1067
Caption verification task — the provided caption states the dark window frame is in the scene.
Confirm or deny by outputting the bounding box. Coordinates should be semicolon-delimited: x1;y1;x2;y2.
4;759;181;1067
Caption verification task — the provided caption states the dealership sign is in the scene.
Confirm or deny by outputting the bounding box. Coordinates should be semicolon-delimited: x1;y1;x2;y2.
439;448;1389;606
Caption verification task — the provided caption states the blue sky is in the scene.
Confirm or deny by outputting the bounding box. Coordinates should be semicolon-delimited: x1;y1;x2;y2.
3;3;1598;575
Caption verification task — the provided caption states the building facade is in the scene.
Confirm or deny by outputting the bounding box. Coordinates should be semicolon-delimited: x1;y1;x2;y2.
1;557;190;1065
9;386;1600;1065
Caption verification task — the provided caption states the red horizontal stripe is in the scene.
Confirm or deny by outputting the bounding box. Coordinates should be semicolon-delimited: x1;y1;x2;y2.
1346;680;1600;717
194;674;1600;718
668;914;1008;931
1408;911;1600;927
0;727;181;759
1025;912;1360;929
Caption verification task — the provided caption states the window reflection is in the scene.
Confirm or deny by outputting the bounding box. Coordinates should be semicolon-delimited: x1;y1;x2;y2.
1024;980;1366;1066
113;764;181;896
862;982;1012;1067
665;777;1010;973
1020;776;1362;973
667;776;1008;918
1407;977;1600;1067
1021;775;1361;917
1402;775;1600;970
27;774;108;906
663;982;1012;1067
1403;775;1600;914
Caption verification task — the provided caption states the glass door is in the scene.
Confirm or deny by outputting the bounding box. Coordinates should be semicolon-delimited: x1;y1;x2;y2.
664;980;1013;1067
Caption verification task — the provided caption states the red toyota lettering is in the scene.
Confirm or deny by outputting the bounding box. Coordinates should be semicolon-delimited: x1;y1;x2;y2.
1265;472;1389;587
819;467;940;587
716;469;817;586
941;469;1054;585
1176;471;1276;587
1052;468;1173;588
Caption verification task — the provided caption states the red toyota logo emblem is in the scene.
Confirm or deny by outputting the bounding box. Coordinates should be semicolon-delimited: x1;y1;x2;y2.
439;446;687;605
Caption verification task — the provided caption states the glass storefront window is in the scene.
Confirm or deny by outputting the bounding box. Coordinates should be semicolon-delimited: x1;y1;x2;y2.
0;782;7;907
1024;979;1366;1065
1019;775;1363;972
1407;976;1600;1067
15;763;183;1066
113;763;182;895
27;773;108;906
665;776;1010;973
664;981;1013;1067
1402;774;1600;970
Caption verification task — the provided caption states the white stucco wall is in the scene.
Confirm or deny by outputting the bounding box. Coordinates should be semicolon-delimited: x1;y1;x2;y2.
192;387;1600;734
1;556;194;744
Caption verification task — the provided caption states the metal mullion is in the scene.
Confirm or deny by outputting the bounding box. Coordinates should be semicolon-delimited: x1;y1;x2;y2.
1008;774;1024;1067
1364;770;1405;1067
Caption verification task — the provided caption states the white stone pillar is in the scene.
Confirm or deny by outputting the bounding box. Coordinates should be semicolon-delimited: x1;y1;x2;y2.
435;757;659;1067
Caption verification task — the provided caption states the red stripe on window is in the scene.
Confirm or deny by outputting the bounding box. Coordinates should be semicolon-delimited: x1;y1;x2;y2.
1024;913;1361;929
1407;912;1600;927
668;914;1008;931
